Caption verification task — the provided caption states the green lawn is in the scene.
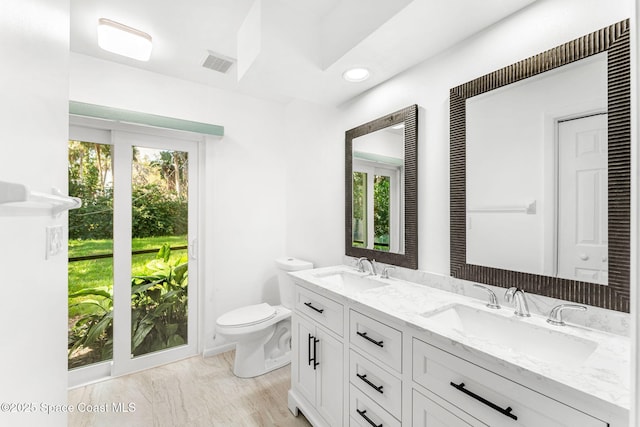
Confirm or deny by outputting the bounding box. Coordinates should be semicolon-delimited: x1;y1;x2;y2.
68;235;187;317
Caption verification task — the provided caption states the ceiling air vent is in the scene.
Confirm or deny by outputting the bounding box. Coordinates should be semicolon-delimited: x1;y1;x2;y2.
202;51;235;74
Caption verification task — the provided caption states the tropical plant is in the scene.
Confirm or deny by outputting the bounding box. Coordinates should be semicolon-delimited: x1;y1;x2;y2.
68;244;188;367
68;286;113;368
131;244;189;356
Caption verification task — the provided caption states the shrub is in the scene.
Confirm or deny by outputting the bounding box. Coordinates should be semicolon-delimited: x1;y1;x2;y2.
69;184;188;240
68;244;188;367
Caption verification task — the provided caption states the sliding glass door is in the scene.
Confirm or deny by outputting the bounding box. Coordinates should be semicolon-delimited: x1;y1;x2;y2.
68;123;199;386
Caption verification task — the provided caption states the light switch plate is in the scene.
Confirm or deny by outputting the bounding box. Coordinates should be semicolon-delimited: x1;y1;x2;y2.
46;225;64;259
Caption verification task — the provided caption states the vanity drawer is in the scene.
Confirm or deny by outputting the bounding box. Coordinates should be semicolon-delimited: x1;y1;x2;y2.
350;309;402;372
294;286;343;336
350;349;402;420
412;339;606;427
350;384;401;427
413;389;480;427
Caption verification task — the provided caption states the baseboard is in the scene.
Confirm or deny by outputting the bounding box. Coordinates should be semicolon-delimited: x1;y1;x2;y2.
202;343;236;358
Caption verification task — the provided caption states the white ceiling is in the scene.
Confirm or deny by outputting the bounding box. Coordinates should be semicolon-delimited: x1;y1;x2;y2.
70;0;536;106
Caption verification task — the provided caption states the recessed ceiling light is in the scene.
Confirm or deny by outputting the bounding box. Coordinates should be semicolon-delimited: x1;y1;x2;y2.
97;18;153;61
343;67;370;82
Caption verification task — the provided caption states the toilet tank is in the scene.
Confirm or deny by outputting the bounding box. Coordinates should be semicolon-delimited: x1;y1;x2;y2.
275;257;313;308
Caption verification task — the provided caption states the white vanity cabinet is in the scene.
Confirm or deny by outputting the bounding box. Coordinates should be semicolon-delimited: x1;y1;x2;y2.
412;338;607;427
290;286;344;426
288;270;627;427
348;309;403;426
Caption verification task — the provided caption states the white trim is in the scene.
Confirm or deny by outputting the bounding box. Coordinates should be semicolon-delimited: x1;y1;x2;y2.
70;115;213;143
202;343;236;358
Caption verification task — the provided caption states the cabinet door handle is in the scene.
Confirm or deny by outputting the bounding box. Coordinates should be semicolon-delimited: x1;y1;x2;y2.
313;336;319;370
356;409;382;427
304;302;324;314
356;373;384;393
307;334;320;369
450;382;518;421
356;331;384;348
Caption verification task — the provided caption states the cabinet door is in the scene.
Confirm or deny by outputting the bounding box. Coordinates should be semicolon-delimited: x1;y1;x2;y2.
413;389;484;427
316;327;343;426
292;315;316;406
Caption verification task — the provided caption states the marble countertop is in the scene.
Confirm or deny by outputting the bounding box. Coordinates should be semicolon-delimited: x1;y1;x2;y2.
290;265;631;413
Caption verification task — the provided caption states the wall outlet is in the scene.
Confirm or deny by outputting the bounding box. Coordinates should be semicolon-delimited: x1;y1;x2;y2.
46;225;64;259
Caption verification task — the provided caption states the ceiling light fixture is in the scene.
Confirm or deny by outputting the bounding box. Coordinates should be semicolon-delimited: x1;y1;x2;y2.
97;18;153;61
342;67;370;82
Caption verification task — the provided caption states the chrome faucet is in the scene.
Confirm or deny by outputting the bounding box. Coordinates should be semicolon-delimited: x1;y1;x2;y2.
473;284;500;309
356;257;377;275
546;304;587;326
380;266;395;279
504;287;530;317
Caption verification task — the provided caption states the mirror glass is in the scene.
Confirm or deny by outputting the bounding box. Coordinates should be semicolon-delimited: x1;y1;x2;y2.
352;124;405;254
346;105;418;269
466;53;608;285
450;19;630;312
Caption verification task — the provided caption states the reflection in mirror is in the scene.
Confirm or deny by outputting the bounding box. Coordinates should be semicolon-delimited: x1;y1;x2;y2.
352;124;404;253
466;53;608;285
450;20;630;312
346;105;418;269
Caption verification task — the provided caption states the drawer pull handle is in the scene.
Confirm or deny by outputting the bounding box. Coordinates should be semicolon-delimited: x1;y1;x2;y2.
356;409;382;427
356;331;384;348
304;302;324;314
450;382;518;421
356;373;384;393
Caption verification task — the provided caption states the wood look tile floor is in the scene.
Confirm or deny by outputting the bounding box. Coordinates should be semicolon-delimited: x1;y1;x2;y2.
68;351;311;427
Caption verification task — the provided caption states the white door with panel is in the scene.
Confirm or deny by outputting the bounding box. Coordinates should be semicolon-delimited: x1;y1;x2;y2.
557;114;607;284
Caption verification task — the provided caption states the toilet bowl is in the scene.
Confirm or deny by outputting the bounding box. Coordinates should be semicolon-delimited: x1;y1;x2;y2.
215;257;313;378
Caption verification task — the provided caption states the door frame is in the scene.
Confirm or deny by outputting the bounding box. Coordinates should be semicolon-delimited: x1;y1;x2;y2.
68;116;206;387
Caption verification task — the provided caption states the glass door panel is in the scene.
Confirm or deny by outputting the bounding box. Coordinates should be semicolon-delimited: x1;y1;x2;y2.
352;171;368;248
130;147;190;358
68;139;114;370
373;174;391;251
69;121;199;386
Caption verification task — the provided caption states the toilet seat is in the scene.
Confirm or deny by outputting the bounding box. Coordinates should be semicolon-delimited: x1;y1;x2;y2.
217;303;276;328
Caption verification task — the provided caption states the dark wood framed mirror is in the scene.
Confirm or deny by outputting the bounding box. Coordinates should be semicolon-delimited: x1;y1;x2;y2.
450;20;630;312
346;104;418;269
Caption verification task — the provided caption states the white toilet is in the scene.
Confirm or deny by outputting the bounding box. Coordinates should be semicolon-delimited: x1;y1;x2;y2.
215;257;313;378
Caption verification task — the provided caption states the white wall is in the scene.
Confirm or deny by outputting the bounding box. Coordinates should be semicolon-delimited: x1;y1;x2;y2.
0;0;70;425
283;100;344;267
353;128;404;160
69;53;288;352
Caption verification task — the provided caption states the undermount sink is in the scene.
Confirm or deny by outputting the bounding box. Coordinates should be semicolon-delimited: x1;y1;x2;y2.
421;304;598;365
312;270;389;293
